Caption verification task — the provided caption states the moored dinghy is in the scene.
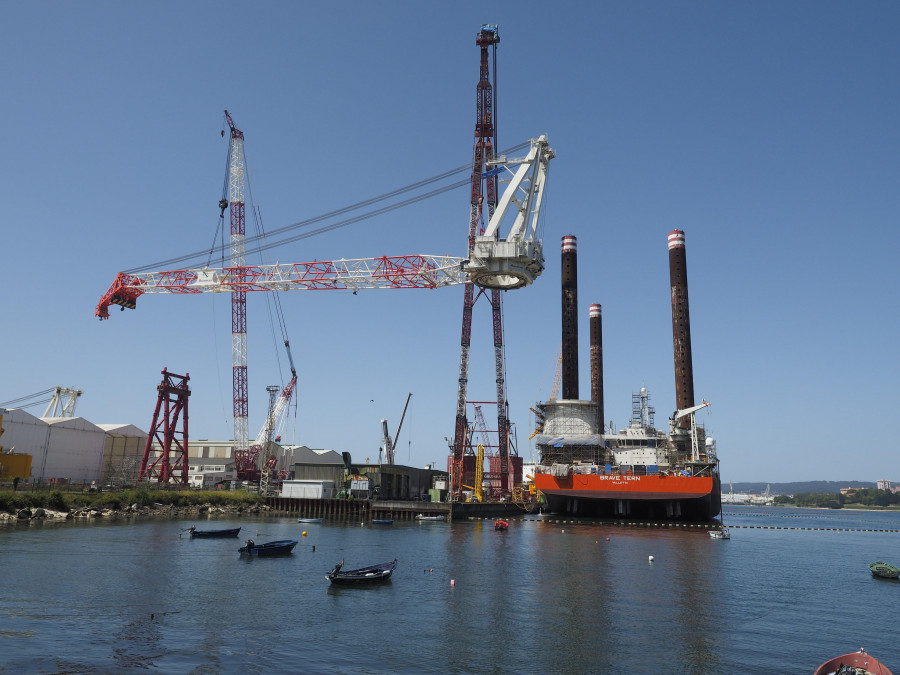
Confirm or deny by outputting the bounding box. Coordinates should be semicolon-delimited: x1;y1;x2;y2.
186;526;242;538
868;561;900;579
326;559;397;585
297;517;323;524
238;539;298;556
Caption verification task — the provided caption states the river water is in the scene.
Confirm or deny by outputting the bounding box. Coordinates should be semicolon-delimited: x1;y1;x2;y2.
1;506;899;674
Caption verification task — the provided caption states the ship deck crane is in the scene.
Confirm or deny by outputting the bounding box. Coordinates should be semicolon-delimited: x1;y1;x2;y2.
669;400;711;462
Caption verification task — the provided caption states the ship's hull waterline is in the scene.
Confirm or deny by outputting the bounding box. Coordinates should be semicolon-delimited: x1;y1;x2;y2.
534;473;721;520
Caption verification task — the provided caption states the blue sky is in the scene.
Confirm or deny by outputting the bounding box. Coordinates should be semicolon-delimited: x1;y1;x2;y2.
3;2;897;483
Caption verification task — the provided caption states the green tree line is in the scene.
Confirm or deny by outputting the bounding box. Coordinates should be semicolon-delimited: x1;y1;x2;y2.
774;489;899;508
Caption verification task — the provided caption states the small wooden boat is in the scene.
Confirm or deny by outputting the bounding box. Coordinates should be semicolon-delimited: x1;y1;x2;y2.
326;558;397;585
494;519;509;530
238;539;298;556
708;527;730;540
814;648;894;675
416;514;445;521
186;526;241;538
297;517;323;524
869;561;900;579
372;519;394;525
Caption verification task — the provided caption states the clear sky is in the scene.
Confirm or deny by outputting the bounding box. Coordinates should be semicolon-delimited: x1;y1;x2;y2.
3;2;898;483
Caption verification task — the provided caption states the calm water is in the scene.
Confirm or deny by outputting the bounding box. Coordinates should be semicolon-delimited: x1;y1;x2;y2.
1;506;899;674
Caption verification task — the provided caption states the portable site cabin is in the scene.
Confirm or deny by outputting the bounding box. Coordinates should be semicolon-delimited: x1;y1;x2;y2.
280;479;336;499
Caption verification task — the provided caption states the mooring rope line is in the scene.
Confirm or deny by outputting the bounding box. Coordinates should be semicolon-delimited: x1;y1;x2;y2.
522;518;900;532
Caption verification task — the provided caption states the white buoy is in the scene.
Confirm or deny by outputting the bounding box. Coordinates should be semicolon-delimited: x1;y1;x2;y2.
649;555;654;562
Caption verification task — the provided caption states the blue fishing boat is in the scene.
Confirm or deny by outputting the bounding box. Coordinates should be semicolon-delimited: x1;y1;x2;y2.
238;539;298;556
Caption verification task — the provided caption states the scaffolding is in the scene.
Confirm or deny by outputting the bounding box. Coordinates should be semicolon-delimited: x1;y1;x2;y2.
533;399;606;466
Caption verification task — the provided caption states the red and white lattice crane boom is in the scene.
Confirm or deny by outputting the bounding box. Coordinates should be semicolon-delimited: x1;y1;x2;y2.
93;131;552;317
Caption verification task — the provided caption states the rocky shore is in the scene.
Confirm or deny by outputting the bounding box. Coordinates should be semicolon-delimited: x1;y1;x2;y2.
0;501;273;525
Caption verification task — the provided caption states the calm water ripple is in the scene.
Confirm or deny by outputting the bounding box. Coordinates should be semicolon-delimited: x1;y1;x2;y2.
1;507;899;674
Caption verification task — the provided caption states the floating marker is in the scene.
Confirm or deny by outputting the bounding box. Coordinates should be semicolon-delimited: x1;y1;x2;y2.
302;531;307;537
451;579;455;586
649;555;654;562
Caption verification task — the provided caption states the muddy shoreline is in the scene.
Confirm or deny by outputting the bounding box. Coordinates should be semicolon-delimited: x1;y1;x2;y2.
0;502;273;526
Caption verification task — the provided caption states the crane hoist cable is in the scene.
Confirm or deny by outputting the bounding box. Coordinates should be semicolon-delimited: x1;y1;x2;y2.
0;388;57;407
126;140;530;275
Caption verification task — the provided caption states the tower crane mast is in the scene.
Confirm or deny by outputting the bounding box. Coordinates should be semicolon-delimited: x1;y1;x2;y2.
224;111;250;467
451;24;510;499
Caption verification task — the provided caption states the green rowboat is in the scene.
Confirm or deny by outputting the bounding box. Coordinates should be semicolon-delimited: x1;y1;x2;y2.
869;561;900;579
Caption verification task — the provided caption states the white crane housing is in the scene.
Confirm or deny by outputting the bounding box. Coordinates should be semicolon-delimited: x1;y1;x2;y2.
466;135;554;290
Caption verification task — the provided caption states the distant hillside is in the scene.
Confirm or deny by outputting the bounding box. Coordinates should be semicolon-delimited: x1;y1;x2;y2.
727;481;877;496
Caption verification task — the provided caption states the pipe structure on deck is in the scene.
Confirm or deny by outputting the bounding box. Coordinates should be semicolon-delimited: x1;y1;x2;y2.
589;303;604;431
668;230;695;423
561;236;579;401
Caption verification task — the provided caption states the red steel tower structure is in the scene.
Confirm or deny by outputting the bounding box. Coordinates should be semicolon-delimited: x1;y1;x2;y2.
451;24;512;497
138;368;190;484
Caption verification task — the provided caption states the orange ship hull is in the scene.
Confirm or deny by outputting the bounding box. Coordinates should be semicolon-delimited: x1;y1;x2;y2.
533;472;720;520
533;473;714;500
